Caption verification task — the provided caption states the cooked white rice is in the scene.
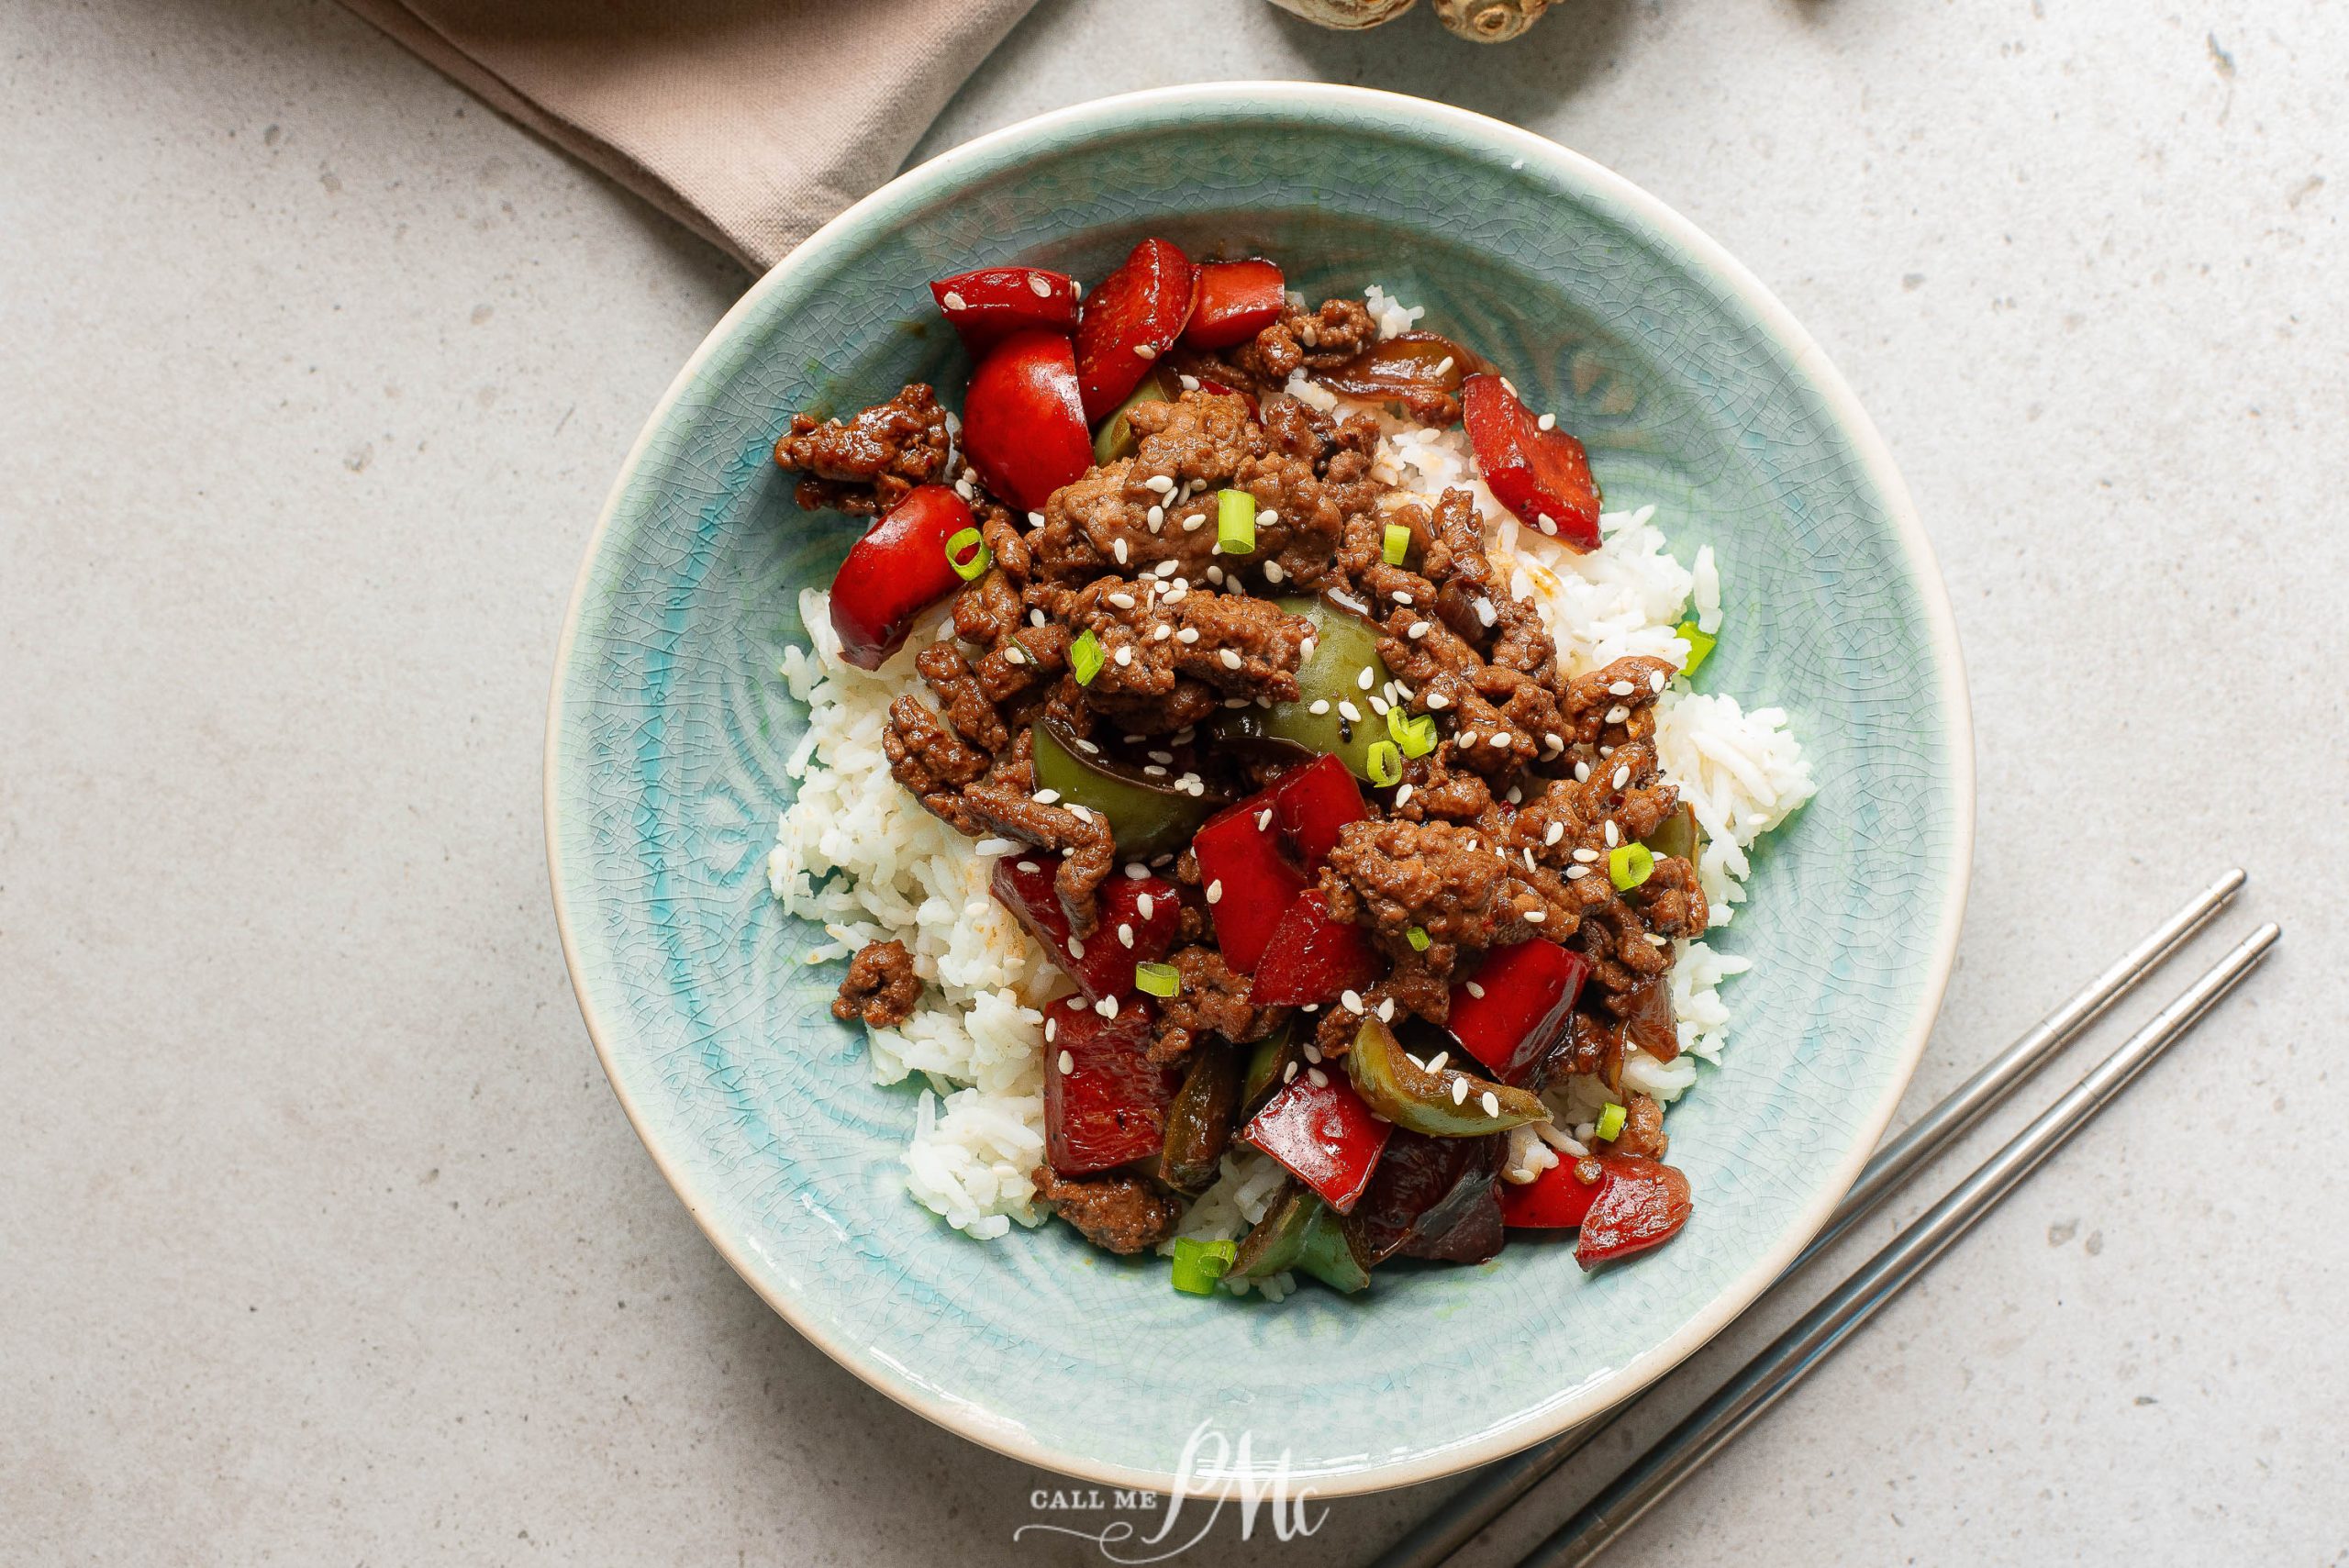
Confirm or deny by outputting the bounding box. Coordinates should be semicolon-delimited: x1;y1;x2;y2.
767;288;1815;1254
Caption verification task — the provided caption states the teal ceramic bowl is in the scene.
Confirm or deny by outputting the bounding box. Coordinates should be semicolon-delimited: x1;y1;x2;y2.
547;84;1971;1495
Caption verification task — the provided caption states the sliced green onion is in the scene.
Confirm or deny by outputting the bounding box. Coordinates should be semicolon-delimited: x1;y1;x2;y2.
1365;740;1403;787
1382;522;1411;566
1595;1102;1628;1142
1134;961;1180;998
1675;620;1717;676
1217;489;1257;555
1609;842;1654;892
1070;628;1104;685
1171;1237;1238;1296
1407;926;1431;952
944;526;991;581
1386;705;1439;759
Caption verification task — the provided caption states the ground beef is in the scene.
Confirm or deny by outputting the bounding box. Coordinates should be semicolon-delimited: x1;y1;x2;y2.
1152;945;1284;1064
957;776;1117;937
1559;655;1678;750
882;695;992;824
1032;1166;1183;1254
915;643;1009;754
1415;487;1556;680
772;384;952;516
1225;298;1380;385
831;939;921;1029
1056;575;1311;734
1321;817;1563;973
1598;1093;1670;1160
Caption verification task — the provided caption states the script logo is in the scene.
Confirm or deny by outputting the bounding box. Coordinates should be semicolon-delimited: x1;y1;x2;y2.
1012;1419;1330;1563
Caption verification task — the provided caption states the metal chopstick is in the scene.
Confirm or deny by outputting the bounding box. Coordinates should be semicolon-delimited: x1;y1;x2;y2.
1369;868;2246;1568
1515;921;2280;1568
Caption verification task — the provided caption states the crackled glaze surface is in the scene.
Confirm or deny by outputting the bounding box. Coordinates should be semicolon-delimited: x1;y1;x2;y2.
545;86;1971;1495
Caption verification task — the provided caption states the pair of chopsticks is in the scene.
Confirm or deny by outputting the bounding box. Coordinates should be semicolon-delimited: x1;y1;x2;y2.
1375;868;2277;1568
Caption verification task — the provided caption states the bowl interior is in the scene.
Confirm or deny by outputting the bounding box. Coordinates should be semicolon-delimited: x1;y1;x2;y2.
547;87;1969;1493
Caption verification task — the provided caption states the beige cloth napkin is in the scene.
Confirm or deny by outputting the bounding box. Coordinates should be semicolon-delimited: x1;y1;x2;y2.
340;0;1040;272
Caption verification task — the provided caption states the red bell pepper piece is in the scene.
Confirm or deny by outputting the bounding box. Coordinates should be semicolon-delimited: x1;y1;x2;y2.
1042;996;1176;1176
1074;238;1197;422
1189;789;1308;973
990;855;1179;1002
961;328;1093;514
1461;373;1602;551
1248;889;1383;1006
1241;1069;1393;1215
929;266;1077;355
1272;752;1367;871
1447;940;1591;1084
1498;1153;1693;1269
1575;1156;1693;1268
1497;1154;1604;1229
826;483;974;671
1182;258;1286;350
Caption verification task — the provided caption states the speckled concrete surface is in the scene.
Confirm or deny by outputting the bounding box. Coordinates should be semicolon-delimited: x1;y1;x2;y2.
4;0;2342;1562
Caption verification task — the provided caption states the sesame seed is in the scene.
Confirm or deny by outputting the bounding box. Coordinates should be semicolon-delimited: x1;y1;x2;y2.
1179;373;1200;392
1017;860;1040;873
1427;691;1450;709
1489;731;1512;749
1176;627;1199;644
1604;705;1630;724
1609;680;1634;697
1057;1049;1074;1073
1284;1060;1299;1084
1308;1067;1329;1089
1067;803;1095;824
1144;473;1174;494
1108;592;1136;609
1257;509;1279;526
1537;513;1557;534
1523;848;1537;871
1459;732;1477;747
1264;561;1285;584
1508;786;1523;805
1135;342;1159;360
1125;862;1149;879
1032;788;1062;805
1146;505;1163;530
1115;646;1134;666
953;479;974;500
1077;739;1100;754
1003;646;1026;665
1206;565;1224;584
1354;667;1374;692
941;290;967;310
1118;923;1134;948
1255;808;1274;831
1096;995;1119;1018
1376;997;1396;1022
1298;637;1317;662
1393;590;1413;606
1465;981;1486;999
1574;760;1591;781
1112;539;1129;564
1030;608;1048;628
1544;821;1565;846
1475;598;1497;628
1543;732;1564;753
1501;376;1520;396
1566;864;1591;880
1395;783;1414;806
1029;273;1053;297
1304;1043;1322;1063
1408;621;1431;640
1452;1078;1470;1106
1143;764;1167;776
1149;750;1174;763
1370;696;1390;717
1308;699;1330;715
1537;412;1557;431
1338;701;1362;722
1645;932;1669;946
1045;1017;1058;1042
974;836;1017;856
1523;908;1547;925
1611;764;1631;790
1220;648;1242;670
1433;356;1454;375
1425;1051;1449;1073
1605;821;1620;847
1183;514;1205;531
1341;989;1364;1014
1482;1090;1502;1117
1574;847;1599;863
1027;511;1046;528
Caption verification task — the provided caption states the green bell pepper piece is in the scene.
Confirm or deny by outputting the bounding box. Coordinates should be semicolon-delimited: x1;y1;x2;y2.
1344;1016;1551;1136
1230;1185;1316;1279
1030;721;1218;860
1162;1040;1240;1194
1208;596;1393;781
1091;365;1178;466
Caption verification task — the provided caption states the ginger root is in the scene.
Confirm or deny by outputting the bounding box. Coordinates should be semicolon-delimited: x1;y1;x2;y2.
1432;0;1553;40
1264;0;1419;28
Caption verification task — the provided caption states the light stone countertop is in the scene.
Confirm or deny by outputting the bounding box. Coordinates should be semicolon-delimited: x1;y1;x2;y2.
5;0;2343;1562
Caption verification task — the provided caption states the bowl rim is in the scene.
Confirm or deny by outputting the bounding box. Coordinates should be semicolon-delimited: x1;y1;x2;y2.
545;80;1976;1497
